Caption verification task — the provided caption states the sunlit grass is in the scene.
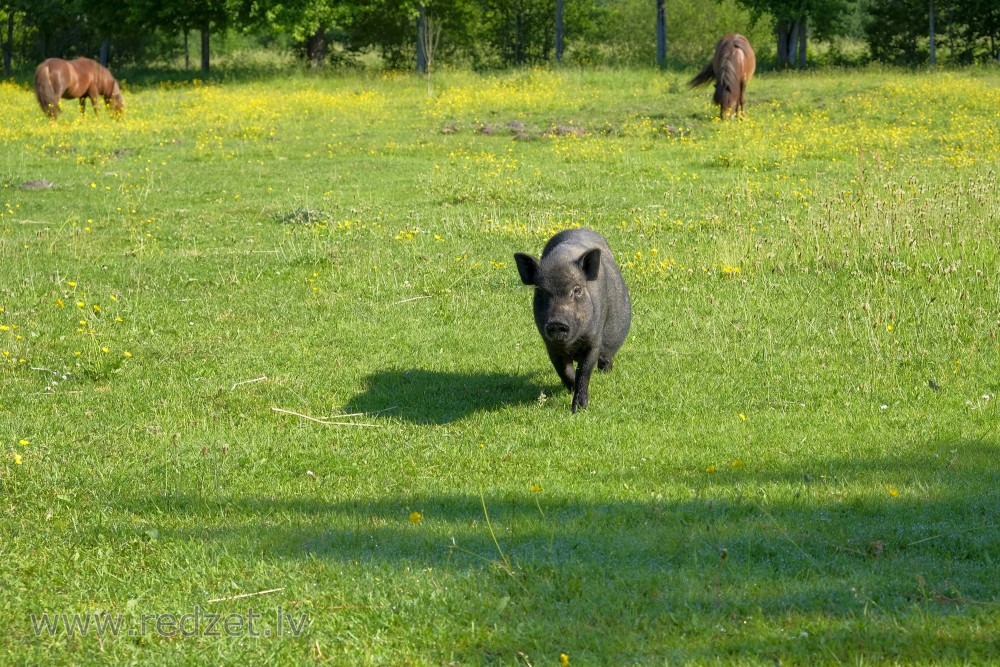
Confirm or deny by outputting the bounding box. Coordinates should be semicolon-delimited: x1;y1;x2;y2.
1;66;999;665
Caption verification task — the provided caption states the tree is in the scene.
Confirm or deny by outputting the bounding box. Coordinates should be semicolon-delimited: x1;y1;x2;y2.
656;0;666;69
555;0;564;61
736;0;854;66
0;1;31;74
865;0;999;64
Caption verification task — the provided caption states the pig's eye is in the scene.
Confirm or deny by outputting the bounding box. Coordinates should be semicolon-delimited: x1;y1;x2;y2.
571;286;584;298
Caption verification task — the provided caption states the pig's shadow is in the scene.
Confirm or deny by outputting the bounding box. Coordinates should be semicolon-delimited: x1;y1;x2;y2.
348;369;555;424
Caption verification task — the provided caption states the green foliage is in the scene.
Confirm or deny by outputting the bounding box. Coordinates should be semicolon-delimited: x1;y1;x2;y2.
7;0;999;73
867;0;1000;65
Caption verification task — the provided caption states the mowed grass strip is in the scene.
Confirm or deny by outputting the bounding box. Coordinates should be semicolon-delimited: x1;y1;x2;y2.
1;67;998;665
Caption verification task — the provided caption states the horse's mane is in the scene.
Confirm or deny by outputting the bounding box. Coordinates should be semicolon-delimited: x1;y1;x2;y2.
713;45;744;111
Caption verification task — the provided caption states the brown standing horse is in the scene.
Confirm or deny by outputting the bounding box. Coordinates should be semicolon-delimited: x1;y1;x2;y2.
688;34;756;120
34;57;125;120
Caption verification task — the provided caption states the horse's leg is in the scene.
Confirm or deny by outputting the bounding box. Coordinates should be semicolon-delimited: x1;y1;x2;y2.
84;85;101;116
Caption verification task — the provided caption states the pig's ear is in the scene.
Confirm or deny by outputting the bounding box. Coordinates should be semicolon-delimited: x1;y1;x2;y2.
514;253;539;285
579;248;602;281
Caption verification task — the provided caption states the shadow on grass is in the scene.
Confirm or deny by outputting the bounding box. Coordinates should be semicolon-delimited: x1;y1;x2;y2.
119;440;1000;663
347;368;557;423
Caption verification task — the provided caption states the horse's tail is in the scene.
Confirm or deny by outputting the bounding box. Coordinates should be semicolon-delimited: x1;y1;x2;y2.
688;61;715;88
34;62;59;117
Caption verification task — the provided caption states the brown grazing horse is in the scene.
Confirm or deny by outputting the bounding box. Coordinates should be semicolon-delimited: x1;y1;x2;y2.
34;57;124;119
688;34;756;120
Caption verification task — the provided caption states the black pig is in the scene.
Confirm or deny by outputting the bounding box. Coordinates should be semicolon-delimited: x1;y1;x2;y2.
514;228;631;412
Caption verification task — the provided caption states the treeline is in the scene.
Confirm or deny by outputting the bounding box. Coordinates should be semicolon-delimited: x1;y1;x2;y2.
2;0;998;75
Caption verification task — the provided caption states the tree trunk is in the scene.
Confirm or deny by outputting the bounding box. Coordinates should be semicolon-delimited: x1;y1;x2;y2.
3;12;13;76
796;15;807;67
776;21;790;66
929;0;936;65
201;26;210;73
307;25;326;67
788;20;800;66
656;0;666;69
416;4;427;73
184;31;189;70
555;0;564;62
99;39;109;66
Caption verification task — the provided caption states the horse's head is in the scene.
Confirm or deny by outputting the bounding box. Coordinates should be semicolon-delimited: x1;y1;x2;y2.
106;79;125;118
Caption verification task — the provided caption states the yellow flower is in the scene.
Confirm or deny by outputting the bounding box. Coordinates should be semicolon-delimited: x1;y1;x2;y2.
886;324;894;331
101;347;110;353
76;301;85;308
68;281;77;287
888;488;899;497
408;511;423;524
706;465;717;473
19;439;29;446
123;351;133;358
739;413;747;421
560;653;570;666
13;453;23;465
530;484;542;492
56;299;64;307
731;459;744;468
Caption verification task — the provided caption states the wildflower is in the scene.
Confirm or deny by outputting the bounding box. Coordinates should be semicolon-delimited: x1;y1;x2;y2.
13;453;22;465
123;351;133;358
530;485;542;492
888;488;899;497
76;301;85;308
886;324;894;331
739;413;747;421
560;653;570;666
101;347;110;353
706;465;717;473
731;459;744;468
18;439;29;446
68;281;77;287
408;511;423;524
56;299;64;308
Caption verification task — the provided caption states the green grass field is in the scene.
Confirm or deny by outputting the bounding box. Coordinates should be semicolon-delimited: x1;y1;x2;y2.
2;65;999;665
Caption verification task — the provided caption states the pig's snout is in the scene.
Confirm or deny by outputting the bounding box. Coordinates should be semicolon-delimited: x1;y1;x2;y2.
544;320;571;341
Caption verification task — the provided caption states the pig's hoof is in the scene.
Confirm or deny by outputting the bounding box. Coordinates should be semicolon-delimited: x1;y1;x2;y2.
598;357;613;372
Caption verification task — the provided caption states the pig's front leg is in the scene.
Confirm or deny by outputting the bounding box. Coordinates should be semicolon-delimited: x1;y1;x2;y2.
546;347;576;393
571;349;601;413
